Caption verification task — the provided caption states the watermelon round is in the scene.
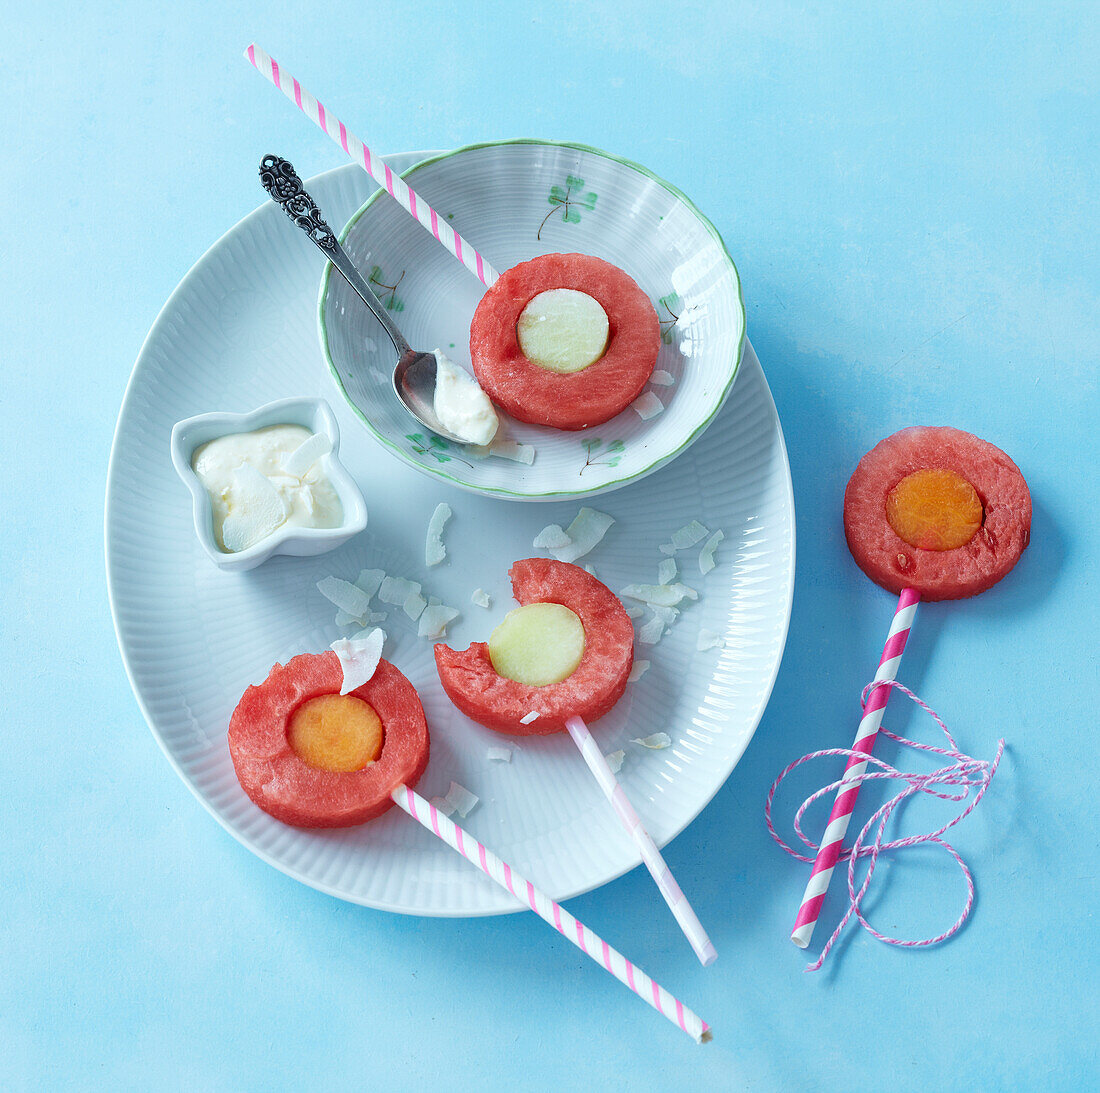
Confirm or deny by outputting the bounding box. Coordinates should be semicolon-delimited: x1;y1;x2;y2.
844;426;1031;600
434;558;635;735
228;653;430;828
469;253;659;430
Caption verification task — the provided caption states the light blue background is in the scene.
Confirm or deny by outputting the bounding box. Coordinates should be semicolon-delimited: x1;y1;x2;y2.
4;3;1098;1089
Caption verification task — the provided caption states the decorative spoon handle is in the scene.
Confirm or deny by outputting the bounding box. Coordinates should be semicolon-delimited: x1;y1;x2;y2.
259;154;410;358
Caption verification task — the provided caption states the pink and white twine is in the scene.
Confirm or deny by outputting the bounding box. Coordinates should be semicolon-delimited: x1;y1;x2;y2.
767;680;1005;971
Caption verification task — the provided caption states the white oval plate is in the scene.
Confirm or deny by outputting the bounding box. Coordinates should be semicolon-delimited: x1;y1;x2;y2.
107;155;794;915
319;140;745;500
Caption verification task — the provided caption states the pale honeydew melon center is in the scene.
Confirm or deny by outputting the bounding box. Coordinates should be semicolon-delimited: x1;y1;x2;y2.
516;289;610;374
488;603;586;686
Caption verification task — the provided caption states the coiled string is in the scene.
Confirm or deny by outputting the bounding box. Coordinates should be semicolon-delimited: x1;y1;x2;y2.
765;680;1004;971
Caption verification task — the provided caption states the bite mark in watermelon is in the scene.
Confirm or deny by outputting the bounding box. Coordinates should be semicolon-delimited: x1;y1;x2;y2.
469;253;659;431
434;558;635;735
844;426;1031;600
228;652;430;827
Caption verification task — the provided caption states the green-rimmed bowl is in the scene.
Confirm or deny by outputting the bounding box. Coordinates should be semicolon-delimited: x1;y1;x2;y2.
318;139;745;501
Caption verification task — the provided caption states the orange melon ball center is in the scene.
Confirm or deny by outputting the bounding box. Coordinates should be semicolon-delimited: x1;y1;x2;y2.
287;694;383;772
886;468;983;551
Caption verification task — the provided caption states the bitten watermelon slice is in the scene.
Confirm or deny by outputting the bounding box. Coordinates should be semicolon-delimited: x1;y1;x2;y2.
228;653;430;828
844;426;1031;601
469;253;659;430
434;558;635;735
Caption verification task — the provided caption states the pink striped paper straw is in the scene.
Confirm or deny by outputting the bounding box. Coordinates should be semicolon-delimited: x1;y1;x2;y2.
389;783;711;1044
791;587;920;949
565;716;716;966
245;43;500;287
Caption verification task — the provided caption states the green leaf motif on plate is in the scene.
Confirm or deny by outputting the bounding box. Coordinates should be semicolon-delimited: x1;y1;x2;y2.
369;265;406;311
580;436;625;474
658;292;681;344
539;176;598;240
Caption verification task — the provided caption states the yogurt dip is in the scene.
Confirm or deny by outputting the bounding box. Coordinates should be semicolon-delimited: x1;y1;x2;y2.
191;424;343;552
432;350;499;445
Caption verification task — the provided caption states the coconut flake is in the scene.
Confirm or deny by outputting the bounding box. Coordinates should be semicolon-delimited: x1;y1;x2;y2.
425;502;452;567
699;530;724;575
658;541;677;556
220;464;288;552
533;524;572;550
697;629;724;651
583;564;598;577
330;629;384;694
632;732;672;750
620;582;698;607
403;589;427;621
334;609;363;627
605;750;625;774
471;588;491;609
470;437;536;464
632;391;664;420
624;604;645;619
549;507;615;563
443;781;479;818
317;576;373;619
379;576;421;606
672;520;709;550
355;568;386;599
657;558;677;585
283;432;332;478
519;711;540;725
418;604;460;638
638;606;679;645
628;660;651;683
487;746;513;763
650;370;676;386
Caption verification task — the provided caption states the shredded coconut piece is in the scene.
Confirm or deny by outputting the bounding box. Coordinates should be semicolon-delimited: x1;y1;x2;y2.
533;524;572;550
317;576;373;619
519;711;540;725
283;432;331;478
335;609;363;627
628;660;651;683
624;604;645;619
620;582;698;607
549;507;615;563
379;576;421;606
699;530;724;575
429;795;455;817
672;520;709;550
605;750;625;774
632;733;672;750
471;588;491;608
697;629;724;651
221;464;288;551
487;746;513;763
418;603;460;638
632;391;664;420
443;781;479;818
425;502;452;567
657;558;677;585
659;542;677;556
355;568;385;599
403;589;427;621
583;564;598;577
468;437;536;464
650;370;676;386
330;629;384;694
638;606;679;645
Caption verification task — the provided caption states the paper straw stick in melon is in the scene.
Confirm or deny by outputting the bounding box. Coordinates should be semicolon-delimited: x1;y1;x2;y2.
244;44;500;287
565;715;717;967
389;783;711;1043
791;587;920;949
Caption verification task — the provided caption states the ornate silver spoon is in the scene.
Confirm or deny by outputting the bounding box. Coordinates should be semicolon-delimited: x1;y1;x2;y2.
259;154;470;444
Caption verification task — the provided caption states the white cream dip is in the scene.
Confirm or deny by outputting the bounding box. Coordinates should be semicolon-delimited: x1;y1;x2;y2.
432;350;499;446
191;424;343;552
